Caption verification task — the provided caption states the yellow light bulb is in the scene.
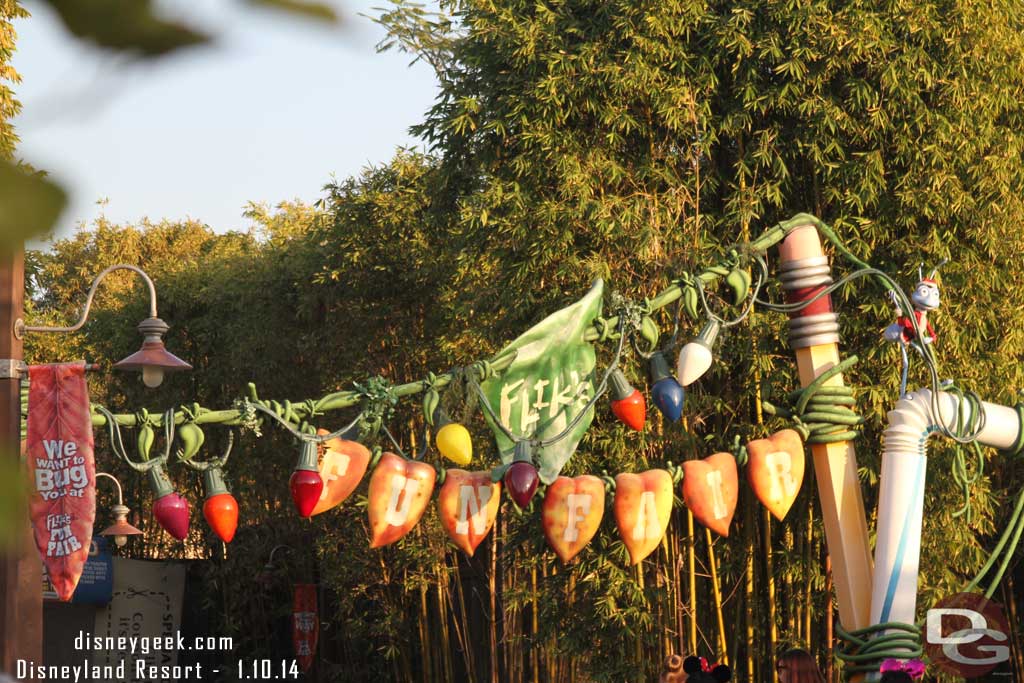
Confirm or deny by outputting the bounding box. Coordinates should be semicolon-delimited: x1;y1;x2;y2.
436;423;473;466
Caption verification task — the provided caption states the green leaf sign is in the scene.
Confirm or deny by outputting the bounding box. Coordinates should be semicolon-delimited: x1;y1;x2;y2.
481;280;604;484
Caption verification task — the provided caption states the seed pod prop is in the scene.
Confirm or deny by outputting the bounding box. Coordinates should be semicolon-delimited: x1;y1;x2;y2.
542;475;605;564
310;429;371;516
367;453;436;548
202;466;238;543
437;469;500;556
681;453;738;537
614;469;673;565
746;429;805;521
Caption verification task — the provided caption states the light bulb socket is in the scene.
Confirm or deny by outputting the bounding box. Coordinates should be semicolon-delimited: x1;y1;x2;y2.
147;466;175;500
203;467;231;498
609;369;636;401
693;319;721;349
512;440;532;464
294;440;319;472
648;351;674;384
433;407;452;430
110;503;130;521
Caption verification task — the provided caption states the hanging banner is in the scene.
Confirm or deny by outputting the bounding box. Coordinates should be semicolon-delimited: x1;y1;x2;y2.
293;583;319;673
481;279;604;483
27;363;96;602
43;536;113;605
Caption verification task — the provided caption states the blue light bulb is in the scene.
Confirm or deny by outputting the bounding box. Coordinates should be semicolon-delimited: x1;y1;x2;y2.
649;351;685;422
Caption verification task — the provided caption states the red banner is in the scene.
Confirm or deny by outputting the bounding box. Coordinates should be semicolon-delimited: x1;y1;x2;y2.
26;363;96;601
292;583;319;672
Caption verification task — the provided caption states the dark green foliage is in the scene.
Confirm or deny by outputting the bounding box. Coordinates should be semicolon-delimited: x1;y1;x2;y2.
17;0;1024;680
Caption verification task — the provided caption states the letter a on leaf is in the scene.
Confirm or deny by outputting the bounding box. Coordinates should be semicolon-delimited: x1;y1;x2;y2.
542;475;605;563
614;469;673;565
367;453;435;548
746;429;805;521
437;470;501;556
480;280;604;484
681;453;738;537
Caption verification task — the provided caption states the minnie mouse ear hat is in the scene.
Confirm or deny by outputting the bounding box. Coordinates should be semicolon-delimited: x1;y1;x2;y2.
710;664;732;682
682;657;704;674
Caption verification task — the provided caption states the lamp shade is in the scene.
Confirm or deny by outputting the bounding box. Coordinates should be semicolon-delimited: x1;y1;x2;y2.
100;519;144;543
99;504;143;547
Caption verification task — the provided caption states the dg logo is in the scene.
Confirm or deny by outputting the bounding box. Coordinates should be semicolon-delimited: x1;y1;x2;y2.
924;592;1011;678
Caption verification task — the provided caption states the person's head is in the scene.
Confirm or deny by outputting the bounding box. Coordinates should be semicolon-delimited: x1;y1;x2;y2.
681;656;731;682
879;672;914;683
776;649;824;683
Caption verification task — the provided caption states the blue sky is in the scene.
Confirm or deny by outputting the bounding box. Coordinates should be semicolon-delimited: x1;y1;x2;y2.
12;0;440;243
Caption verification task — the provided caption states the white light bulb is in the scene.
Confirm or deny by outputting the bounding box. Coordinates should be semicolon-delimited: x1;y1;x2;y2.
115;535;128;548
142;365;164;388
676;342;713;386
676;319;721;387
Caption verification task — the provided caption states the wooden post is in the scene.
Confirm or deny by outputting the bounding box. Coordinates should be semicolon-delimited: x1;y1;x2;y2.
0;245;43;677
779;225;873;678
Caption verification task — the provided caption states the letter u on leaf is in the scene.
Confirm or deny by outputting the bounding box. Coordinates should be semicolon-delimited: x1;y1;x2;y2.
367;453;436;548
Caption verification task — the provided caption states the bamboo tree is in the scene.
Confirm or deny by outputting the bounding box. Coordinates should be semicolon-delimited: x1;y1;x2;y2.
705;528;728;665
686;509;697;654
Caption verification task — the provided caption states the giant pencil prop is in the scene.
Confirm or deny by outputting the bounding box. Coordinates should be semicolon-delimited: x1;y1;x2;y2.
870;390;1021;640
778;225;873;634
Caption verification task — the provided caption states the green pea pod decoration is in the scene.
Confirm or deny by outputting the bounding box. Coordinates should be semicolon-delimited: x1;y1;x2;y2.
683;286;700;321
423;388;440;427
639;316;659;352
177;422;206;461
137;424;155;462
725;267;751;305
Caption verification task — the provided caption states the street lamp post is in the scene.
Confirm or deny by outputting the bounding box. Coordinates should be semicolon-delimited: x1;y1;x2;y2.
95;473;144;548
0;247;190;678
0;248;40;678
